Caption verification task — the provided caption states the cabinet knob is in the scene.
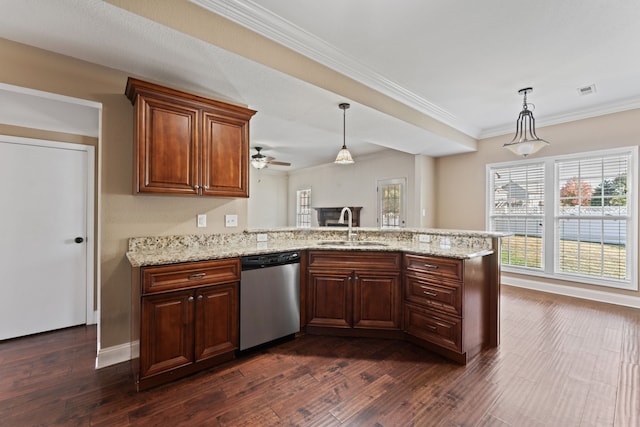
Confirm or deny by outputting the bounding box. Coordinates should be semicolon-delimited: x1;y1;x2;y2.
202;185;209;190
197;295;203;301
194;185;200;190
188;296;194;302
74;237;84;244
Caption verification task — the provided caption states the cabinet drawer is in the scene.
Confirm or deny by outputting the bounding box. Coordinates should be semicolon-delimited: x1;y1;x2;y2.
404;273;461;316
404;303;462;352
142;258;241;294
308;251;401;270
404;254;462;281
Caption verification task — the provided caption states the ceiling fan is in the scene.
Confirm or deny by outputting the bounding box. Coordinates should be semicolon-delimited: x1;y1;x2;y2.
251;146;291;169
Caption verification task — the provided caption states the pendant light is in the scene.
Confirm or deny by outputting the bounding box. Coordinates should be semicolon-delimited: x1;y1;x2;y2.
503;87;550;157
334;102;355;164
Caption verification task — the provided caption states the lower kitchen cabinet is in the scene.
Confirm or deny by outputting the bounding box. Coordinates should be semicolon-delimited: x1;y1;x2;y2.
306;251;403;338
403;253;489;364
132;258;240;390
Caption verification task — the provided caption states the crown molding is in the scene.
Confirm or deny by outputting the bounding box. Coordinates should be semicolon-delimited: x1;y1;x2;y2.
480;96;640;139
190;1;640;142
190;0;480;138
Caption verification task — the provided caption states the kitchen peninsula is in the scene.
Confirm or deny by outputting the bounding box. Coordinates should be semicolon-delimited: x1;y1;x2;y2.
127;228;504;390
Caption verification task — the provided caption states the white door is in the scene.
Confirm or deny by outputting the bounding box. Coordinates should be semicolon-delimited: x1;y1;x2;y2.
0;137;89;340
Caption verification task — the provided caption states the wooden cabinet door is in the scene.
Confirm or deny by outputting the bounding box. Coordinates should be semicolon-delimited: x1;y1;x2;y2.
307;269;353;328
194;283;239;362
135;96;199;195
140;290;194;378
353;271;402;330
201;111;249;198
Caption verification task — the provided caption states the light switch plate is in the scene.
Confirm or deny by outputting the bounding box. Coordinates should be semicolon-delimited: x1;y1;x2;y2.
197;214;207;228
225;214;238;227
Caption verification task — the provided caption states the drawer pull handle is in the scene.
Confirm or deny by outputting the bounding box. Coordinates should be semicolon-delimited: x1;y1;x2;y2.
419;286;437;297
426;324;437;331
424;263;439;269
188;273;206;280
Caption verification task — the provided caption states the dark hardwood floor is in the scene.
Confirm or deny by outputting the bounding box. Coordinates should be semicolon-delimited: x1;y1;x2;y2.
1;285;638;426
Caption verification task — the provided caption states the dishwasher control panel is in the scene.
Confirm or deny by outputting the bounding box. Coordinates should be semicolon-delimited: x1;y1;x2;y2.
241;251;300;270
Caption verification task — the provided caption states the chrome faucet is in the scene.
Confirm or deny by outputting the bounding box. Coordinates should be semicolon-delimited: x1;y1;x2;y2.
339;207;356;241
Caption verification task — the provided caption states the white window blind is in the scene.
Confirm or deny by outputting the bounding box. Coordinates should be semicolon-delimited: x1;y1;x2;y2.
556;154;629;281
490;163;545;270
487;147;637;290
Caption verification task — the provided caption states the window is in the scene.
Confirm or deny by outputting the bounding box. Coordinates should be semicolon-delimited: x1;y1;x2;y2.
488;147;637;290
296;189;311;228
490;163;545;269
378;178;406;228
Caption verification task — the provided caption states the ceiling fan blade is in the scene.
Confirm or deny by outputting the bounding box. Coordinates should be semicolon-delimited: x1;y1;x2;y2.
268;160;291;166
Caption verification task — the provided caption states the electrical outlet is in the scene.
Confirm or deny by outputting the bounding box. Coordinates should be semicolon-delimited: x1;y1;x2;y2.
197;214;207;228
256;233;268;242
225;214;238;227
418;234;431;243
440;237;452;249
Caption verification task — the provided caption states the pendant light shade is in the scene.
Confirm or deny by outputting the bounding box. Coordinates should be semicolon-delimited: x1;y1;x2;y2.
503;87;550;157
334;102;355;165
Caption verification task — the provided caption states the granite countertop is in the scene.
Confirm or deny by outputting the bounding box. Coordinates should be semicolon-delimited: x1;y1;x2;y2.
127;228;506;267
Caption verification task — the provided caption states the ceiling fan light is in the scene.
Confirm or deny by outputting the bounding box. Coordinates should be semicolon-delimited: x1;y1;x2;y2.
251;158;268;169
504;87;550;157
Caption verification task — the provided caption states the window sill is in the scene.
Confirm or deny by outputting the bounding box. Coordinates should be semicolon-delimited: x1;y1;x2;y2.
502;265;637;291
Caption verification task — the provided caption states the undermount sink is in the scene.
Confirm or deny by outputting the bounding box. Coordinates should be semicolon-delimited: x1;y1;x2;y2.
316;241;388;247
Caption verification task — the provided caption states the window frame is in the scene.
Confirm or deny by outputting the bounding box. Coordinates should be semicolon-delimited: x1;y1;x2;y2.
487;146;638;291
295;188;312;228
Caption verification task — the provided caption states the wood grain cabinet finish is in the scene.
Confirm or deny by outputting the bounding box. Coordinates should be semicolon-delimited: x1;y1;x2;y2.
132;258;240;390
403;253;489;364
306;251;403;338
125;77;256;198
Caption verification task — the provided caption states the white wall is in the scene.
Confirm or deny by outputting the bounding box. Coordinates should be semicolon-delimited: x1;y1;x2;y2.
287;149;431;227
248;168;289;228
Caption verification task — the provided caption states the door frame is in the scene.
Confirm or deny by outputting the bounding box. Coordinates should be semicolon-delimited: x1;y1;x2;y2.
0;135;96;325
377;177;407;228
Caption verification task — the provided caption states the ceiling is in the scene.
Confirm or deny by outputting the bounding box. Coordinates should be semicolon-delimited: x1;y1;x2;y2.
1;0;640;171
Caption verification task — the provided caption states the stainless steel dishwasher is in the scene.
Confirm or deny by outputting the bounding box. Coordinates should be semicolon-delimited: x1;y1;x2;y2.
240;251;301;351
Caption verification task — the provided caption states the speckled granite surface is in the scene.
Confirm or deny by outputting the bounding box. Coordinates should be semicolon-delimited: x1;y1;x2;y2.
127;228;508;267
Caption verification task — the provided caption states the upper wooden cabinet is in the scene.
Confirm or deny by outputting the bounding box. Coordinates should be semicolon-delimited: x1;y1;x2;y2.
125;77;257;197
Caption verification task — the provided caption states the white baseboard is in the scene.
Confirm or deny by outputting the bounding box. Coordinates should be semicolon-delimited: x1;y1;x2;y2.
95;342;131;369
87;310;98;326
503;275;640;309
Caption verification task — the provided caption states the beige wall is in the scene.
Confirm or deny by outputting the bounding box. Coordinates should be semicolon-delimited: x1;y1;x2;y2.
248;169;288;228
0;38;250;348
435;109;640;296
